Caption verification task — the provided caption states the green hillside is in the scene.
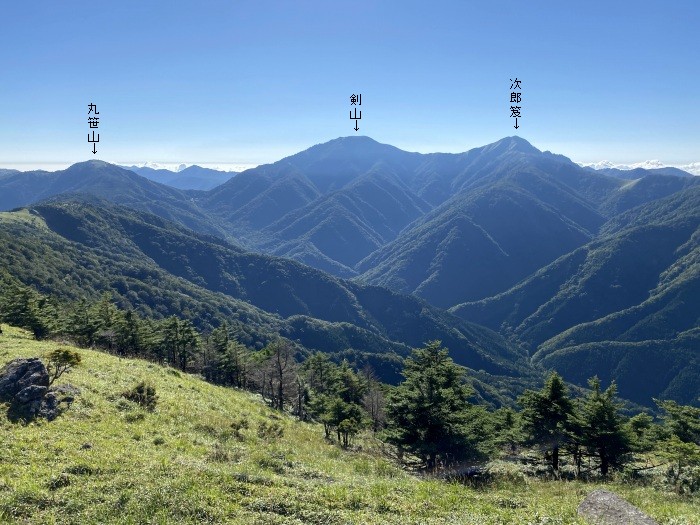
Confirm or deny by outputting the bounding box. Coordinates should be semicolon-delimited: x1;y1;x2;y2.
203;136;620;283
451;187;700;406
0;200;532;393
262;167;432;272
599;174;700;216
0;161;231;241
1;326;695;524
358;175;598;306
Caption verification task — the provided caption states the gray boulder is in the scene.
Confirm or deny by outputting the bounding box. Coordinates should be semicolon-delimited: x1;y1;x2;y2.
0;358;79;421
578;489;658;525
38;392;60;421
15;384;48;404
0;358;49;400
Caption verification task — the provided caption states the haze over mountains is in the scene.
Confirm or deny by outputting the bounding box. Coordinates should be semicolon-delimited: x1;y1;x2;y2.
0;160;233;240
124;164;237;190
1;136;698;406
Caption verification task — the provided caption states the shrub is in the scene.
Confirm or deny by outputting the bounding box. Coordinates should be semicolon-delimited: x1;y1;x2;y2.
231;417;250;440
121;381;158;411
257;420;284;440
45;348;82;385
207;443;230;462
486;460;528;488
667;465;700;494
47;473;71;490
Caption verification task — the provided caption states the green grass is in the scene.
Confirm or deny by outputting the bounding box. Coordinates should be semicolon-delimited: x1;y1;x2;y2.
0;325;698;524
0;209;47;230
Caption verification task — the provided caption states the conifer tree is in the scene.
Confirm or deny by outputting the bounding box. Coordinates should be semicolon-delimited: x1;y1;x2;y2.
518;372;574;473
114;310;141;355
67;298;102;347
161;316;200;371
0;283;53;339
252;340;298;411
385;341;474;470
579;377;630;477
656;400;700;444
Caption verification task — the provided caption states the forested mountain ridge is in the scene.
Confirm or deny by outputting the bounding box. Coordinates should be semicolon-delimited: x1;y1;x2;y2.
0;160;232;240
0;198;533;395
451;186;700;405
2;138;692;307
199;136;625;291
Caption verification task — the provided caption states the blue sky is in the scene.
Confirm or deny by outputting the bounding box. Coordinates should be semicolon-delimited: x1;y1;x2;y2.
1;1;698;170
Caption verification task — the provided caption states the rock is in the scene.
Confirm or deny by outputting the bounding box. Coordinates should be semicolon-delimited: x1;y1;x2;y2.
578;489;658;525
1;358;79;421
37;392;60;421
15;385;48;403
0;358;49;400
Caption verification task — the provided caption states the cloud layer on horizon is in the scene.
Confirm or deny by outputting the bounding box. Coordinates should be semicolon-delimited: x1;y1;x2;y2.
578;160;700;176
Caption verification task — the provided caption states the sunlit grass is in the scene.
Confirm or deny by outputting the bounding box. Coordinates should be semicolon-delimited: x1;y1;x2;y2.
0;325;698;524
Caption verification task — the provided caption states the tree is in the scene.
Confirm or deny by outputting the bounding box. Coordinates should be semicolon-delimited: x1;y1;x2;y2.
384;341;475;470
203;322;249;388
656;399;700;444
579;377;630;477
67;298;102;347
492;407;525;455
45;348;82;385
300;354;370;442
302;352;338;396
655;399;700;491
114;310;141;355
0;284;53;339
625;412;659;453
161;316;200;371
659;435;700;488
302;353;341;437
202;323;229;383
93;293;119;349
362;367;386;433
518;372;574;473
326;397;365;448
251;340;298;411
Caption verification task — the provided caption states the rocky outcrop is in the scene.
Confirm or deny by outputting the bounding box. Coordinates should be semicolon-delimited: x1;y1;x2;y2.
0;358;79;421
578;489;658;525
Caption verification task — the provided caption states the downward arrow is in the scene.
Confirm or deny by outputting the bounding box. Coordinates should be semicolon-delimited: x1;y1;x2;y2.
514;117;519;130
354;120;359;131
92;144;97;154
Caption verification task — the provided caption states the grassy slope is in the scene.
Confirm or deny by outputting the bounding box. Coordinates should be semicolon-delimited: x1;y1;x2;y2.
0;326;697;524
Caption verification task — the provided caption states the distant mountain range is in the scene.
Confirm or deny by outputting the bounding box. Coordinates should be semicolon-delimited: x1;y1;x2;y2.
0;136;698;406
123;164;237;190
0;160;232;239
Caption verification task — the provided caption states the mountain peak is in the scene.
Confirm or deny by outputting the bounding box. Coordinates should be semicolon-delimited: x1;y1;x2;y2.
483;136;540;156
282;136;408;167
329;135;381;145
305;136;393;155
69;159;113;170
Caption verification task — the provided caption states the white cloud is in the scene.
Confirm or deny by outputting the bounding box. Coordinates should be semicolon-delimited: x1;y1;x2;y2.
578;160;700;176
678;162;700;176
